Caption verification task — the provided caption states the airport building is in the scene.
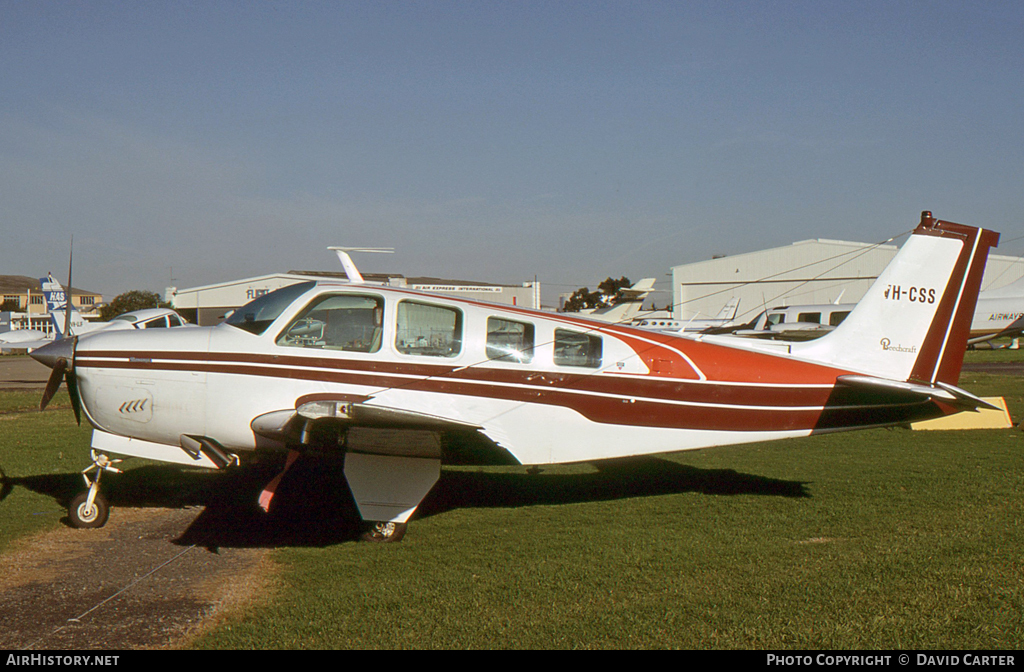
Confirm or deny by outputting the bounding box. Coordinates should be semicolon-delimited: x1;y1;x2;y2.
0;275;103;335
1;275;103;315
168;271;541;326
671;238;1024;324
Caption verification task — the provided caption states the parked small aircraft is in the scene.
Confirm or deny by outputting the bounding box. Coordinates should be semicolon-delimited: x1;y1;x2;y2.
31;212;999;541
1;276;194;353
632;297;741;333
968;276;1024;345
722;302;855;341
722;275;1024;347
39;274;193;337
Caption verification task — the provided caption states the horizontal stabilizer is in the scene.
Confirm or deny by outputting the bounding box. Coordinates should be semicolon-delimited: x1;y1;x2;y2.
619;278;657;298
837;375;1001;412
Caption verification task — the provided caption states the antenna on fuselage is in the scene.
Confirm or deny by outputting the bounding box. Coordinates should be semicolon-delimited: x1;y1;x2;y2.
328;247;394;284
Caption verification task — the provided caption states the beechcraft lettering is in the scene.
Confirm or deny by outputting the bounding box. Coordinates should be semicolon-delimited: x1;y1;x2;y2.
880;338;917;354
28;212;1002;542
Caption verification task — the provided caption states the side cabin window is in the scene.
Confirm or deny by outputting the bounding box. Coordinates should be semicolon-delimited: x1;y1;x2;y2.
797;312;821;324
766;312;785;327
553;329;602;368
168;314;182;327
396;301;462;358
486;317;534;363
277;293;384;353
143;317;169;329
829;311;851;327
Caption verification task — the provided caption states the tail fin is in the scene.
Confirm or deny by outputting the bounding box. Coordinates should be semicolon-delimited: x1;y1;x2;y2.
588;278;658;323
39;274;83;338
40;274;67;314
795;212;999;385
714;297;741;321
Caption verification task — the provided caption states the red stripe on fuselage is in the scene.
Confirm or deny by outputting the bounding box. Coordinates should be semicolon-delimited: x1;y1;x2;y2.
75;348;853;432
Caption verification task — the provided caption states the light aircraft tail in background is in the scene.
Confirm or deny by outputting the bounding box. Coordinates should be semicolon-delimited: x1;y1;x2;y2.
40;273;100;338
40;273;195;336
582;277;658;323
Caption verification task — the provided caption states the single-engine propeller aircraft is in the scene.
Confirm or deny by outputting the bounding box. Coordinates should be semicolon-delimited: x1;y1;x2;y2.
31;212;999;542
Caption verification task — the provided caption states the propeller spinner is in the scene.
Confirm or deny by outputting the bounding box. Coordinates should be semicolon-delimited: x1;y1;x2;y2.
32;335;82;424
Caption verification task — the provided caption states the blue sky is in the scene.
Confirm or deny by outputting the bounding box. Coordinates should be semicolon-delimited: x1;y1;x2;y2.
2;1;1022;305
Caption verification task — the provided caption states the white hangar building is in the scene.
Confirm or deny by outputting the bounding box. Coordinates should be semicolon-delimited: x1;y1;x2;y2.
671;238;1024;325
168;271;541;326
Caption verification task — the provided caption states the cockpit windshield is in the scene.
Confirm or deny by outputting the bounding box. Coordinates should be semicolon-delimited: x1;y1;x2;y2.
224;281;315;335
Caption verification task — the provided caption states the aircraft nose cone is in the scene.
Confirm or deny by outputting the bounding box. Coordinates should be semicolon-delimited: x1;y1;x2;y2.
30;337;74;369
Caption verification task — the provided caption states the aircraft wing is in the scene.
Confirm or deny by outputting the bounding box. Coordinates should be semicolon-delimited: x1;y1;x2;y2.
967;330;1020;347
967;313;1024;346
728;325;833;341
250;398;485;459
0;337;56;353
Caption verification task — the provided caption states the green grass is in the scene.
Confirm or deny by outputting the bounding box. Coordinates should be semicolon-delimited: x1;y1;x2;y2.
0;397;92;551
184;427;1023;650
1;384;1022;649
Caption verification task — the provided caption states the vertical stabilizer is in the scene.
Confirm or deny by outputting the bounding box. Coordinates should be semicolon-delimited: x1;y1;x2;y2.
40;274;86;338
586;278;658;323
794;212;999;385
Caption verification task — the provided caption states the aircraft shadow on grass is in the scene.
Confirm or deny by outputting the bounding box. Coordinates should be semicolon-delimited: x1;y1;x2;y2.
0;455;808;549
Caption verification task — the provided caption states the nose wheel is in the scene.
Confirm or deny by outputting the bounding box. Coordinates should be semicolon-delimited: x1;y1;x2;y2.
68;451;121;529
69;490;109;528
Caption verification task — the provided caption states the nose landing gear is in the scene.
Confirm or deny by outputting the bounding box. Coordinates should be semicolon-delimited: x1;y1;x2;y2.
68;450;121;529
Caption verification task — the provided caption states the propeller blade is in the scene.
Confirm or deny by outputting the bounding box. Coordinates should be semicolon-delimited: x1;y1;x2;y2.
64;237;74;339
65;367;82;425
40;357;67;411
66;335;80;424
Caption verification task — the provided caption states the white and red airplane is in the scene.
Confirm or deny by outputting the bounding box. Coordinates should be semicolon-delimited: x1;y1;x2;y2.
31;212;999;541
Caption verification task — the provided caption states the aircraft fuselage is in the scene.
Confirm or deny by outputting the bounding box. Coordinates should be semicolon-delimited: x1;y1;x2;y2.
67;282;947;468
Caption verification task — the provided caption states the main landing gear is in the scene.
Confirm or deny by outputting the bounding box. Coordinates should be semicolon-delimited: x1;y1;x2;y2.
361;521;408;543
68;450;122;529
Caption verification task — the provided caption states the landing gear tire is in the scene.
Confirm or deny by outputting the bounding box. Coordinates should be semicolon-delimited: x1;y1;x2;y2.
68;491;110;529
361;521;407;543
